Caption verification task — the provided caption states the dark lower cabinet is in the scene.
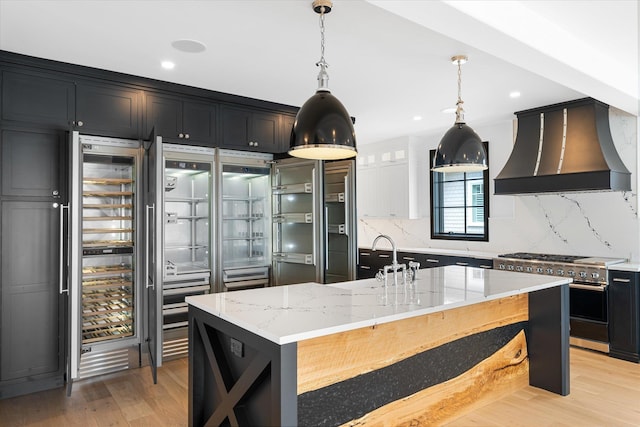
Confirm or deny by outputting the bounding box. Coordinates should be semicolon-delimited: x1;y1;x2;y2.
0;201;65;397
0;126;66;398
357;248;493;280
608;269;640;362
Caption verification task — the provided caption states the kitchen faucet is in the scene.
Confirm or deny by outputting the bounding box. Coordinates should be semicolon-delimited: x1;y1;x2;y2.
372;234;406;286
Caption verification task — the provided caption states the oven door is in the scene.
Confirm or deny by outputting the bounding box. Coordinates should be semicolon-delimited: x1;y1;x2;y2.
569;283;609;350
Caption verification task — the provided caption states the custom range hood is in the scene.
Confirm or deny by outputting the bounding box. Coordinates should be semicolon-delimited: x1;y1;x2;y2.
495;98;631;195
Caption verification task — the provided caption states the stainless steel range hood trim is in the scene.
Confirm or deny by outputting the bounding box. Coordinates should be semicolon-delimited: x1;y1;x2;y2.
494;98;631;195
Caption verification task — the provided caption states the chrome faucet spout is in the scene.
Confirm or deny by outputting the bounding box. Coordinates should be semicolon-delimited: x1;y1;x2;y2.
372;234;406;286
372;234;398;265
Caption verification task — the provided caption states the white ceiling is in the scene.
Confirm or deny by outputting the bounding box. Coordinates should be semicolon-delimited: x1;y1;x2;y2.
0;0;637;145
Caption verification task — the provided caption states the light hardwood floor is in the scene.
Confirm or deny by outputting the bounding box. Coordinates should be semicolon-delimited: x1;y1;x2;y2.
0;348;638;426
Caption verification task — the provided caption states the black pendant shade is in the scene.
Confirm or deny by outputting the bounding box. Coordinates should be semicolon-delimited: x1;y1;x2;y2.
432;122;487;172
289;89;357;160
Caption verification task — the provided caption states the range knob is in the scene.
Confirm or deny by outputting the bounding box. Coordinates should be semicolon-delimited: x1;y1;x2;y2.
508;265;515;271
591;272;600;279
557;269;565;276
567;270;576;277
536;267;544;274
579;271;588;278
498;263;506;270
525;266;533;273
546;268;554;274
516;265;524;272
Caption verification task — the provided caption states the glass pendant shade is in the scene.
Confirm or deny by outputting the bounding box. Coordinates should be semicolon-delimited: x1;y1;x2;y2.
289;89;357;160
432;122;487;172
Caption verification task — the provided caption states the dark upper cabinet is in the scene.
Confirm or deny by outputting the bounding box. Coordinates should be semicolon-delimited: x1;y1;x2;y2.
1;70;75;129
75;81;142;139
145;93;217;146
1;127;65;198
220;105;283;153
281;114;296;153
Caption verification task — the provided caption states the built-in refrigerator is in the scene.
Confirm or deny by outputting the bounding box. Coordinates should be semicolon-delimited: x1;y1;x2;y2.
145;141;215;381
66;132;143;391
323;160;357;283
271;158;357;286
217;150;272;291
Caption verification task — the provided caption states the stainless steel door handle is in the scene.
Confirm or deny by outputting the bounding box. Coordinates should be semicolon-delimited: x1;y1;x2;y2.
145;204;154;290
59;204;69;294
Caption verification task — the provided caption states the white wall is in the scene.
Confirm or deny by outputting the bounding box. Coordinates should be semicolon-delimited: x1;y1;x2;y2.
357;107;640;261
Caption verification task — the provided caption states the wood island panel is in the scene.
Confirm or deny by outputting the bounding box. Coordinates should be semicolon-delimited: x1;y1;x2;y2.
297;293;528;394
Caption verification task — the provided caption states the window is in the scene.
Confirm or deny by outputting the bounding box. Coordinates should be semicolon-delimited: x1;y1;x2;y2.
430;142;489;241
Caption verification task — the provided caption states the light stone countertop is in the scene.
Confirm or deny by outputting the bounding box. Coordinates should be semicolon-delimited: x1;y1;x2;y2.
609;263;640;272
358;246;498;260
186;265;570;345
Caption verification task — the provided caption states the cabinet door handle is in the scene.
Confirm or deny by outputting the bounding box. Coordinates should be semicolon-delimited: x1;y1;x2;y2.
360;265;371;270
178;133;184;138
612;277;631;283
426;258;439;263
184;133;190;139
456;262;469;266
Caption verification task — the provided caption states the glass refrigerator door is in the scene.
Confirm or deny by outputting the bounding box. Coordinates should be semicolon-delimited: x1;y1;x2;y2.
221;165;270;270
81;154;136;345
163;160;211;279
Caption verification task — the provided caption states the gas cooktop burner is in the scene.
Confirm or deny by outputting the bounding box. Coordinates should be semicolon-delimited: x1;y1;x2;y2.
498;252;584;263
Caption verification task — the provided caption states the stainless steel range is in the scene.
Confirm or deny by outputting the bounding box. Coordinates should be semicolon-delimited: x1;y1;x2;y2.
494;252;626;353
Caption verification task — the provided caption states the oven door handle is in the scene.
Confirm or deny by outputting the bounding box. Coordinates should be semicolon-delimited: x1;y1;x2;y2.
570;283;607;292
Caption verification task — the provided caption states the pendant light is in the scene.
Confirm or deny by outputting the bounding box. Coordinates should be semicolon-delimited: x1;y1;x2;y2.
288;0;357;160
432;55;487;172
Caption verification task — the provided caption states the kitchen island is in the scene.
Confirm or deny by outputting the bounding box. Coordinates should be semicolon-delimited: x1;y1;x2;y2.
186;266;570;427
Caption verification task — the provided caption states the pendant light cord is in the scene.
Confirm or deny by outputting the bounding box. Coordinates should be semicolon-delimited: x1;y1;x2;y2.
316;7;330;90
455;59;465;124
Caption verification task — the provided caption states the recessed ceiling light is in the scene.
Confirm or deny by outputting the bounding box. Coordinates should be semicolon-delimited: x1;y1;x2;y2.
509;91;521;98
441;107;456;114
171;39;207;53
161;61;175;70
413;115;423;121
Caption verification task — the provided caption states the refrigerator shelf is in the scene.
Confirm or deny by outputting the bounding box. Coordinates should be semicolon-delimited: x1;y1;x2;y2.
83;178;134;185
272;182;312;194
83;319;132;332
83;278;133;290
273;213;313;224
83;326;133;344
82;305;132;317
328;224;346;234
83;240;133;248
166;215;208;221
222;195;264;201
272;252;314;265
83;191;133;197
164;261;210;276
83;228;133;234
222;215;264;221
83;296;133;307
223;236;265;241
325;192;345;203
164;244;208;251
83;203;133;209
165;196;207;203
82;265;133;276
83;216;133;221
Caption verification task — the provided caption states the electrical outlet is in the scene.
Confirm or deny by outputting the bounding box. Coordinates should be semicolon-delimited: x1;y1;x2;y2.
230;338;244;358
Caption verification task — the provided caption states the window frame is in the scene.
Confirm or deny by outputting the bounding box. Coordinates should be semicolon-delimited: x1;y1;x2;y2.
430;141;489;242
